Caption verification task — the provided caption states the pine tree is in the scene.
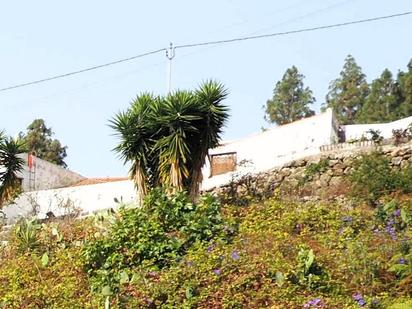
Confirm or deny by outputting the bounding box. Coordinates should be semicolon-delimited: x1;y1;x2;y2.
397;59;412;118
323;55;369;124
264;66;315;125
357;69;402;123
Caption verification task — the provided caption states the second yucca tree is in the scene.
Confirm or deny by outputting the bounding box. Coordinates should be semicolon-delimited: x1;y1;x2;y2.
0;132;25;207
110;80;229;200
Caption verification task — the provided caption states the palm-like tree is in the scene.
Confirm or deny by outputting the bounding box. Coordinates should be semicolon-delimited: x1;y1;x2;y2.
189;81;229;197
109;93;160;201
110;80;229;200
0;133;26;207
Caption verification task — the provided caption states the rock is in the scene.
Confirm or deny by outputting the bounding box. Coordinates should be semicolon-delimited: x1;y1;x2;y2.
391;157;403;166
333;169;344;176
280;167;292;177
328;159;339;167
401;160;410;169
333;163;346;170
320;173;332;186
329;176;343;187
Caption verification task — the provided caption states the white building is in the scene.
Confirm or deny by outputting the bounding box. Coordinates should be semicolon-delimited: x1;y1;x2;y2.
201;108;338;190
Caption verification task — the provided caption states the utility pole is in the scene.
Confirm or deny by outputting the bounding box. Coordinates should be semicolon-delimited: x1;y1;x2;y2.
165;42;175;94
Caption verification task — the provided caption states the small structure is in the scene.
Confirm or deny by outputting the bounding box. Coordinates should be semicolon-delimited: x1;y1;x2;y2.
15;153;86;192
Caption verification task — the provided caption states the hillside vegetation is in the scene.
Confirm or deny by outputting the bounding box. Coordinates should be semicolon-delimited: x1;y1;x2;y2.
1;152;412;308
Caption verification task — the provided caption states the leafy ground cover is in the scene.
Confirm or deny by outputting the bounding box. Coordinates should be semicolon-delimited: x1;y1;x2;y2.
1;152;412;308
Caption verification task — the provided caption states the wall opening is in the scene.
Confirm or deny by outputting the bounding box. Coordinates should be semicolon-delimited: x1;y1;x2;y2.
210;152;237;177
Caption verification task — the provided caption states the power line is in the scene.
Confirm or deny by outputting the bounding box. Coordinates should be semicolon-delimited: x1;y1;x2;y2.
0;48;165;92
1;11;411;93
175;11;412;49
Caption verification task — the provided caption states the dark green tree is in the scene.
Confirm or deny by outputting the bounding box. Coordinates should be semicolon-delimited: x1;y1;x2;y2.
323;55;369;124
357;69;402;123
19;119;68;168
397;59;412;118
264;66;315;125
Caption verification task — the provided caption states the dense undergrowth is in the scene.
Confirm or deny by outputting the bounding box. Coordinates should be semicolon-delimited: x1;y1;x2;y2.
1;152;412;308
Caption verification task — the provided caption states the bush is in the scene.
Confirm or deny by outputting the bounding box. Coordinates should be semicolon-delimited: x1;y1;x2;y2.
82;189;233;294
349;152;412;203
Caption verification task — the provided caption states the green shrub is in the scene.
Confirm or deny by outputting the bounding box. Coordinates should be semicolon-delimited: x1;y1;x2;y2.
303;158;330;182
349;152;412;203
82;189;232;294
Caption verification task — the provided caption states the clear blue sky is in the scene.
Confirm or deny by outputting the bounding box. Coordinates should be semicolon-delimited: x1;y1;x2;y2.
1;0;411;177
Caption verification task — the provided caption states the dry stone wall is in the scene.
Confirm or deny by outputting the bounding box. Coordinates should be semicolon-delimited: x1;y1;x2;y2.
210;142;412;201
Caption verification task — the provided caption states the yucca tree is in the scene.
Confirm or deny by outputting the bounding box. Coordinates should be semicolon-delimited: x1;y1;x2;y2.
109;93;160;202
189;81;229;197
0;134;26;207
111;80;229;201
154;90;201;193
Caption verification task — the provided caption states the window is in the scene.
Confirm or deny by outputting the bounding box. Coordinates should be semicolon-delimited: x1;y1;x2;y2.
210;152;237;176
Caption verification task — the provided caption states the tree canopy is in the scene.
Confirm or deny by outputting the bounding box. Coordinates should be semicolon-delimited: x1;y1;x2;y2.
323;55;369;124
264;66;315;125
356;69;402;123
397;59;412;118
19;119;68;168
110;80;229;201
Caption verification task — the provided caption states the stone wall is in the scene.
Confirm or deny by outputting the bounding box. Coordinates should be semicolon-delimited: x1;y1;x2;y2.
211;141;412;201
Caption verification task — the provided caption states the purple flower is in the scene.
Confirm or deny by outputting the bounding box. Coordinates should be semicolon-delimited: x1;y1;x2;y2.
303;297;324;308
393;209;401;217
353;293;366;307
398;258;408;265
207;245;214;253
231;250;240;260
213;268;221;276
186;260;193;267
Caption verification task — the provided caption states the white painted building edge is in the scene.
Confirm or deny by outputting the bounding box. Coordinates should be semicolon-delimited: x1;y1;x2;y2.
2;180;136;225
344;116;412;140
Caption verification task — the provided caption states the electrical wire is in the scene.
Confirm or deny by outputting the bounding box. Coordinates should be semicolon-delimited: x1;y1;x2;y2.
175;11;412;49
1;11;411;93
0;48;166;92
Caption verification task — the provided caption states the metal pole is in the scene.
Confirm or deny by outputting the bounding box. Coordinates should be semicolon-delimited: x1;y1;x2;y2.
165;42;175;94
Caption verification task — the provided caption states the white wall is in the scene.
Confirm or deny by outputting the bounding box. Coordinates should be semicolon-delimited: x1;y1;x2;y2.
344;116;412;141
201;109;336;190
2;180;136;224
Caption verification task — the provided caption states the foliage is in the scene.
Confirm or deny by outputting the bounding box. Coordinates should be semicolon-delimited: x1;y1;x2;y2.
349;152;412;203
357;69;402;123
19;119;68;168
288;247;330;291
323;55;370;124
264;66;315;125
0;219;98;308
397;59;412;118
392;128;412;146
0;134;25;207
82;189;232;294
367;129;384;144
13;218;41;252
3;185;412;307
110;80;229;200
303;158;330;182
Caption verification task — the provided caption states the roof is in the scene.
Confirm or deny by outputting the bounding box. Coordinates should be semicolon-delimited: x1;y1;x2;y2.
70;177;128;187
